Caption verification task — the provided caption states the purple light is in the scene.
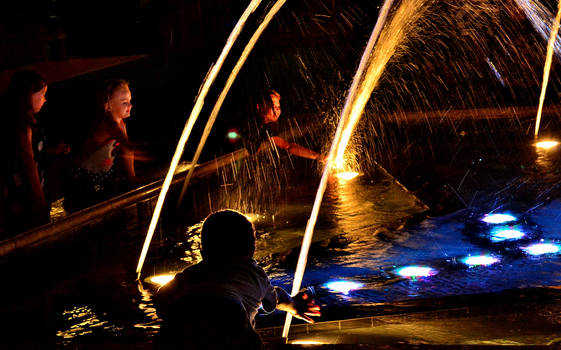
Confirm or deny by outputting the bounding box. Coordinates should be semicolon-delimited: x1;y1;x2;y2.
522;243;561;256
324;280;363;295
396;266;437;278
461;255;500;267
481;213;517;224
490;228;525;242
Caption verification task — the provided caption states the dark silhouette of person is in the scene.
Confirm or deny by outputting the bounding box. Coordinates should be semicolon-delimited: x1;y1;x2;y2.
0;70;70;236
154;209;320;349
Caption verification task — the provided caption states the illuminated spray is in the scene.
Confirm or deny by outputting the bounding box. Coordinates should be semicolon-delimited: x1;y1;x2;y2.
136;0;263;279
515;0;561;57
333;0;433;170
283;0;434;338
534;0;561;138
177;0;287;208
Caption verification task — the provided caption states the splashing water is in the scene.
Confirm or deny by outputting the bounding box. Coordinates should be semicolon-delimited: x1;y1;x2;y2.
533;0;561;137
515;0;561;57
136;0;277;279
283;0;435;338
333;0;436;170
177;0;288;207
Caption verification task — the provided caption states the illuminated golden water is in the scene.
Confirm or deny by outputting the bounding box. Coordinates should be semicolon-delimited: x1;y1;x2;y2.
333;0;434;169
283;0;434;339
177;0;288;208
534;0;561;138
136;0;264;279
146;274;175;286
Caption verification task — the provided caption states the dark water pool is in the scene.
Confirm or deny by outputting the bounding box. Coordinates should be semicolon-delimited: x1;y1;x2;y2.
49;167;561;346
3;134;561;347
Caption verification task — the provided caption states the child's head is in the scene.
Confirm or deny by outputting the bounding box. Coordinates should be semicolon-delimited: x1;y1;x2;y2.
5;70;48;118
256;89;281;124
200;209;256;261
99;79;132;121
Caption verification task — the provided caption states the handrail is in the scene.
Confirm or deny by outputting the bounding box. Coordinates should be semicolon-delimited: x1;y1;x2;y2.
0;148;249;257
1;104;555;257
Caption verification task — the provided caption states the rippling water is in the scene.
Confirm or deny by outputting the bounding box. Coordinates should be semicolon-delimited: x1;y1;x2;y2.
5;143;561;346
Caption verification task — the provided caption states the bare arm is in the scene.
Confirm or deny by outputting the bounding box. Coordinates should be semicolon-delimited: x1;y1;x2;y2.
268;136;321;160
112;120;136;179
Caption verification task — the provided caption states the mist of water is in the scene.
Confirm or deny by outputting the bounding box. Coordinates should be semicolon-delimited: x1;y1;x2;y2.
136;0;264;279
333;0;436;169
534;0;561;137
283;0;435;339
177;0;288;208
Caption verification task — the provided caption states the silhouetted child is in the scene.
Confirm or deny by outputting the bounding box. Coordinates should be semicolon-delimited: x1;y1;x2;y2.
154;209;320;349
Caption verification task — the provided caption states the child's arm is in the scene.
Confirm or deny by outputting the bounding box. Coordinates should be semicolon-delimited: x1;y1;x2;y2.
274;287;321;323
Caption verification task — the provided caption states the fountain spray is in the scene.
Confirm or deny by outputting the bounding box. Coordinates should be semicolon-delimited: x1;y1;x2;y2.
176;0;288;209
136;0;263;280
283;0;435;339
534;0;561;138
282;0;398;339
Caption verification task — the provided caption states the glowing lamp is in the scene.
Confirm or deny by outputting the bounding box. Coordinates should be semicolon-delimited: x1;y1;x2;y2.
147;274;175;286
396;266;437;278
461;255;500;267
481;213;517;224
324;280;363;295
535;140;559;149
522;243;561;256
291;340;324;345
490;228;525;242
335;172;359;180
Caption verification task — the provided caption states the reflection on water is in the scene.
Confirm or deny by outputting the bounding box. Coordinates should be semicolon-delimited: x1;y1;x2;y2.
57;305;122;343
134;282;161;331
49;154;561;344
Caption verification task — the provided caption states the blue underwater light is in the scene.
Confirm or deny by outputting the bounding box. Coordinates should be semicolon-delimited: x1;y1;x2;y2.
396;266;437;278
324;280;363;295
481;213;517;224
522;242;561;256
461;255;500;267
490;227;525;242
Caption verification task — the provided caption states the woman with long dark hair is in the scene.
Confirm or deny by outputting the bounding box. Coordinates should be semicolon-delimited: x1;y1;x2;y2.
0;70;51;235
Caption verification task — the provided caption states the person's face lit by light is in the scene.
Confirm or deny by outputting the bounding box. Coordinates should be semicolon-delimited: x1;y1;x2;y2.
260;92;281;124
106;85;132;121
31;85;47;113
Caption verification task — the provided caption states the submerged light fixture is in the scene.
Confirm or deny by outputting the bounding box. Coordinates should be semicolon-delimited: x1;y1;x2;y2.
396;266;437;278
535;140;559;150
291;340;325;345
522;242;561;256
461;255;500;267
147;274;175;286
335;172;360;181
490;228;526;242
481;213;517;224
324;280;364;294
